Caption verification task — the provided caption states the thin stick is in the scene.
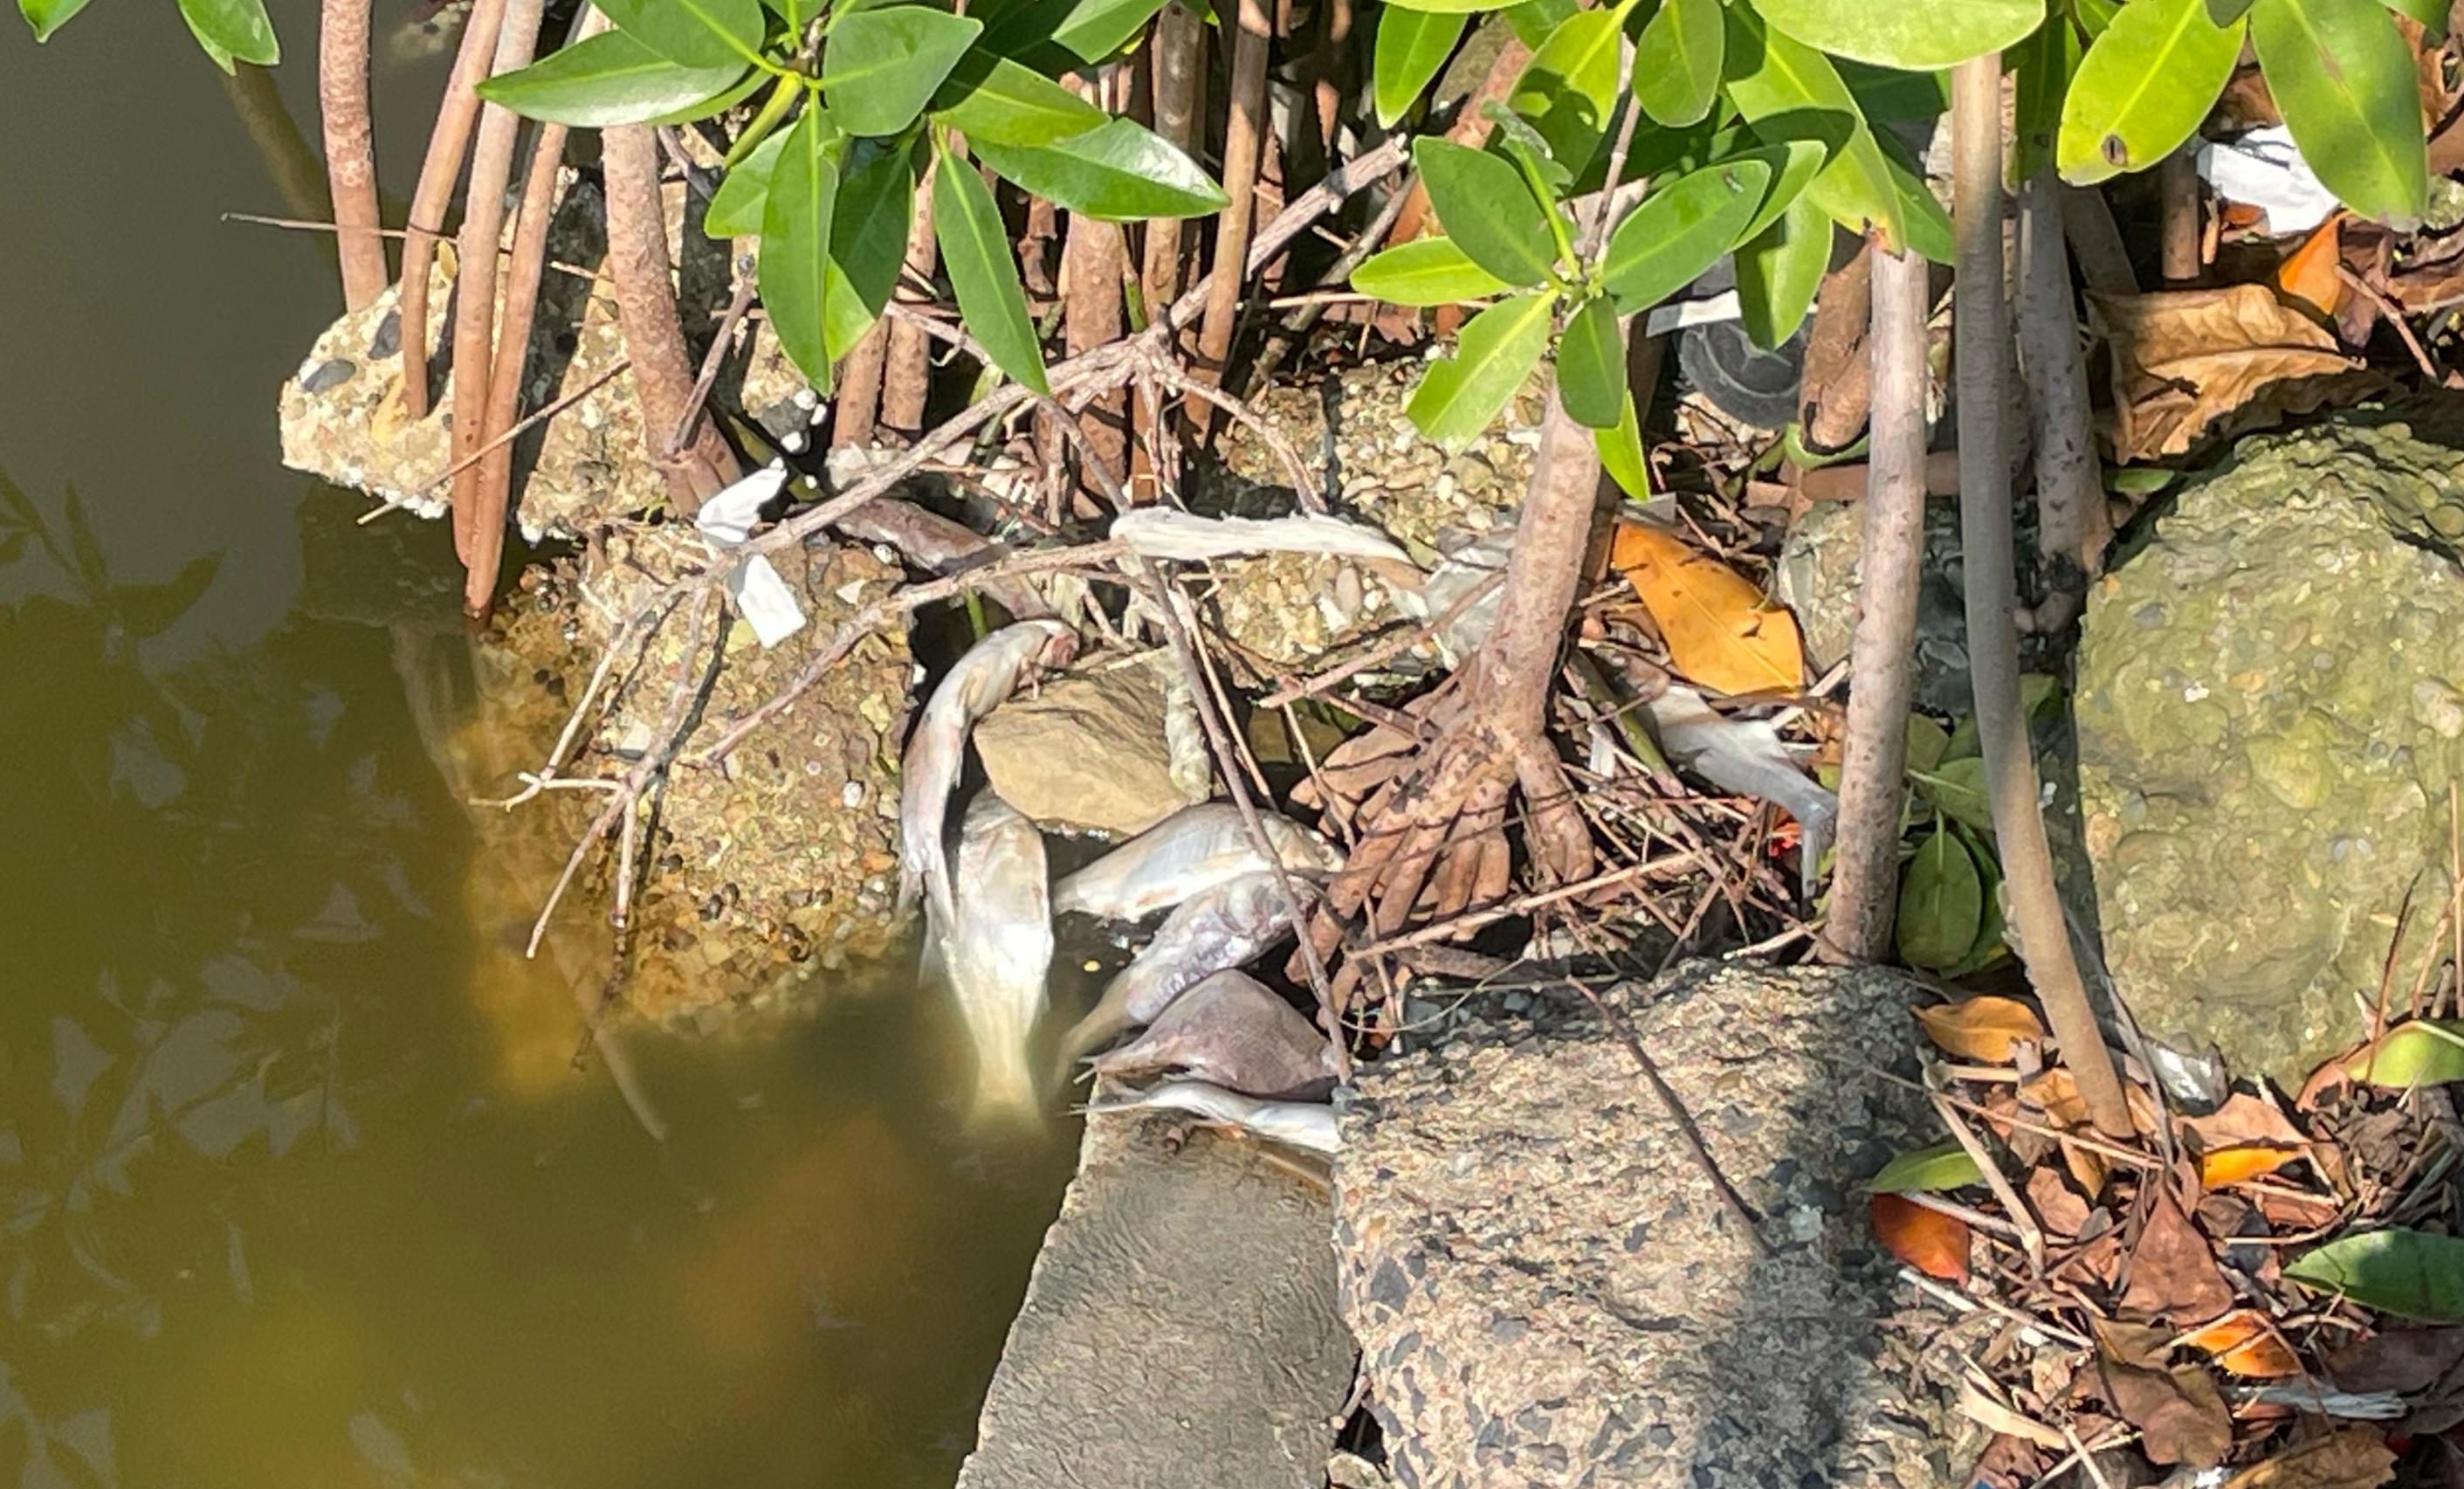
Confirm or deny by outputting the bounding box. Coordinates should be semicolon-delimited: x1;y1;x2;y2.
1952;55;2134;1139
418;357;629;495
1929;1084;2047;1278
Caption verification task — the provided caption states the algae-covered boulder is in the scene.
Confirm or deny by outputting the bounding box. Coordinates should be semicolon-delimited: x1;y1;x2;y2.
2075;416;2464;1088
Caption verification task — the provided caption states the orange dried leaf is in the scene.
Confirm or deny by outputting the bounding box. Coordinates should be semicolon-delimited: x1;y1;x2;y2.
1917;996;2047;1062
1610;523;1802;696
1870;1192;1971;1283
2200;1144;2301;1189
2178;1309;2303;1379
2276;213;2347;317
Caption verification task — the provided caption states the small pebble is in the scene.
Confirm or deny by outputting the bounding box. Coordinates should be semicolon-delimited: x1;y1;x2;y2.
299;357;356;394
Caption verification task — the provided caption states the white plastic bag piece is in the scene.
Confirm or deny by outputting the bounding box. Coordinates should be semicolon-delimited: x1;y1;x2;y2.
2197;127;2339;236
694;463;807;648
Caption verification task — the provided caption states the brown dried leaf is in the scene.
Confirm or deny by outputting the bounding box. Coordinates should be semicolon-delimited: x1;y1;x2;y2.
2089;285;2373;462
2119;1189;2237;1326
1967;1433;2045;1489
2095;1347;2233;1468
1917;996;2047;1063
2219;1428;2397;1489
2185;1091;2310;1151
2324;1327;2464;1394
2027;1166;2091;1239
1871;1192;1971;1283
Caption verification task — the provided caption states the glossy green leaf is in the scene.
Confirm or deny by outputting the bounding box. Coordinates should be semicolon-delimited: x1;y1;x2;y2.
1557;298;1628;429
1896;824;1983;971
1598;391;1653;499
1485;100;1580;188
763;0;826;29
1904;714;1952;773
2012;10;2083;181
596;0;761;68
974;118;1228;220
643;63;769;124
2056;0;2243;184
1635;0;1726;126
1944;834;2012;975
1351;236;1516;306
1375;7;1469;125
1386;0;1520;10
477;31;749;126
1864;1142;1986;1193
1752;0;2043;68
1916;756;1993;833
824;144;917;358
1512;6;1624;162
1731;135;1832;240
1414;138;1559;286
2250;0;2428;227
823;5;983;135
2285;1229;2464;1321
1876;126;1956;263
1504;0;1577;45
2385;0;2447;41
2346;1019;2464;1087
177;0;277;66
2075;0;2123;31
930;50;1109;145
2204;0;2258;22
18;0;91;44
1838;58;1952;120
934;143;1050;394
1405;291;1556;452
761;109;840;394
1600;158;1772;311
981;0;1172;61
705;128;790;237
1734;193;1832;347
1724;3;1906;250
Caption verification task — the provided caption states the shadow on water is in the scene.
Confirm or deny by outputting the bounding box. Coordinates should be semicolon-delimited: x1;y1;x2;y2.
0;10;1076;1486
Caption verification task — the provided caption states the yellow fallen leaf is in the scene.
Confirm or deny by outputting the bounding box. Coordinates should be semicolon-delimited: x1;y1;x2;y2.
1610;523;1801;696
1915;996;2045;1063
2199;1144;2301;1189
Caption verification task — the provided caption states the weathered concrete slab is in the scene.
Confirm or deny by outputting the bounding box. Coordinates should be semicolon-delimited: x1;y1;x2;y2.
955;1100;1352;1489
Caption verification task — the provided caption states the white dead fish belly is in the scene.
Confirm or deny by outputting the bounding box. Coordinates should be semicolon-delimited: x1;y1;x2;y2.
898;619;1077;926
1053;802;1339;921
1091;1079;1340;1156
1110;872;1297;1026
938;792;1055;1122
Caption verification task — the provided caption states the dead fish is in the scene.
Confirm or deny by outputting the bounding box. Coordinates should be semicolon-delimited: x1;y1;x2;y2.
1084;1079;1339;1156
1056;872;1301;1066
1052;802;1339;921
1643;684;1838;901
898;619;1077;929
933;791;1054;1125
1088;969;1337;1099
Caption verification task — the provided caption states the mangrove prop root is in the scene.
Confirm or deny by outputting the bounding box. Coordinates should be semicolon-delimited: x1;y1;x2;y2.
2016;170;2114;578
1192;0;1271;429
465;108;570;619
1823;242;1931;965
1951;55;2133;1139
1796;240;1874;453
601;123;739;516
879;160;941;436
399;0;511;421
317;0;387;310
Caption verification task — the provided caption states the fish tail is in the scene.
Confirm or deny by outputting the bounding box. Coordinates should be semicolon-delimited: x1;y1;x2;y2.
1053;998;1133;1084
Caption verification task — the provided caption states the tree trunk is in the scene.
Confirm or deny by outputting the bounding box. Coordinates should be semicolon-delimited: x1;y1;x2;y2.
1951;55;2133;1139
1822;244;1930;962
600;123;740;516
317;0;387;309
399;0;510;420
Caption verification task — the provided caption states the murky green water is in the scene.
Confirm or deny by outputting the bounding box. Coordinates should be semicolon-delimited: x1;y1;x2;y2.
0;10;1074;1485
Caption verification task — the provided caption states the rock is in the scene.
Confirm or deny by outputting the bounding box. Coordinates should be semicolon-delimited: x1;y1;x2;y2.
1776;499;1973;717
2075;414;2464;1088
278;175;805;538
955;1098;1352;1489
972;649;1209;837
1333;962;1957;1489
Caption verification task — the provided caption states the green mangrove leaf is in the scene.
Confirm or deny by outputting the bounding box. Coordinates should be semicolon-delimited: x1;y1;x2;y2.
2056;0;2243;184
1751;0;2043;69
1877;126;1956;262
1351;237;1516;306
2347;1019;2464;1088
2012;8;2082;181
1944;834;2012;975
1635;0;1726;126
1598;391;1653;499
1600;157;1772;311
643;64;768;124
1733;192;1832;347
1731;135;1832;239
1414;137;1559;286
1557;298;1628;429
2285;1229;2464;1320
177;0;277;66
1513;5;1625;162
1405;291;1556;452
823;6;982;135
1386;0;1519;11
761;109;839;394
1896;824;1983;971
1374;6;1469;126
982;0;1172;61
1724;3;1906;250
1504;0;1577;45
704;128;790;237
974;118;1228;220
2384;0;2447;41
1904;713;1951;773
1838;58;1952;120
2249;0;2428;227
824;144;916;358
1864;1142;1986;1194
596;0;761;68
1916;756;1993;833
478;31;749;126
934;141;1050;394
931;50;1107;145
18;0;91;44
